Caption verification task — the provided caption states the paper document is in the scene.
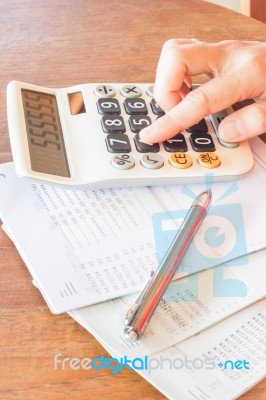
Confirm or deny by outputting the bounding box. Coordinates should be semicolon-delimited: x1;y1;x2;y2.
69;250;266;400
0;136;266;312
70;248;266;356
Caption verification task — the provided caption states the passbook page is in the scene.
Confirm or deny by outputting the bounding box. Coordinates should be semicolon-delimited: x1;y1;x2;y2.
0;163;161;312
136;298;266;400
70;253;266;400
150;137;266;278
70;248;266;356
1;135;266;312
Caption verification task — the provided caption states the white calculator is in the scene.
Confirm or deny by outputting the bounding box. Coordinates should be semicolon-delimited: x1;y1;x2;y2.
7;80;254;188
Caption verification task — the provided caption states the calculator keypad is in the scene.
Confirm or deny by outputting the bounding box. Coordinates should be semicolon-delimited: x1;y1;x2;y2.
186;118;208;134
169;153;193;169
97;98;121;114
111;154;135;170
124;98;148;115
95;84;231;172
209;110;238;148
190;133;216;152
150;98;165;115
163;134;188;152
95;85;116;98
134;133;160;153
121;85;142;98
101;116;126;133
197;152;221;168
129;115;151;133
105;133;131;153
140;153;164;169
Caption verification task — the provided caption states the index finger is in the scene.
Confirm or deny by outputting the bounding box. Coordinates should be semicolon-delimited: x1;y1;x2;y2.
154;39;225;111
140;41;265;143
140;75;251;144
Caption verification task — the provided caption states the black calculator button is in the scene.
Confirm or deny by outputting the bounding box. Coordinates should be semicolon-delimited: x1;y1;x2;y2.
190;133;216;152
106;134;131;153
186;118;208;134
124;98;148;115
163;134;188;152
129;115;152;133
97;98;121;115
101;116;126;133
134;134;160;153
150;98;165;115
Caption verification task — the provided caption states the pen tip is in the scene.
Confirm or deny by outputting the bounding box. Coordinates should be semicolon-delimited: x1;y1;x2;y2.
124;326;138;341
204;188;212;197
197;189;212;208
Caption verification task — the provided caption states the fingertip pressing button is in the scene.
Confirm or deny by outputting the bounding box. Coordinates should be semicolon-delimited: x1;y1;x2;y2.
209;110;239;148
169;152;193;169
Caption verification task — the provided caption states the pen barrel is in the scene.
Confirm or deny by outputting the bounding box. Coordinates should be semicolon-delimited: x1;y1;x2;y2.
124;190;211;340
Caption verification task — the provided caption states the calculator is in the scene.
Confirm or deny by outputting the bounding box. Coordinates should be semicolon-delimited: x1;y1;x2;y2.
6;81;254;188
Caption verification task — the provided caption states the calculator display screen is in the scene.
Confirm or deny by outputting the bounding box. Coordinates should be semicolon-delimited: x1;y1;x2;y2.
21;89;70;177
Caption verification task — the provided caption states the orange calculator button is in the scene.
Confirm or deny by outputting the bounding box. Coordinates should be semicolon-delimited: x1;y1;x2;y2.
169;152;193;169
198;152;221;168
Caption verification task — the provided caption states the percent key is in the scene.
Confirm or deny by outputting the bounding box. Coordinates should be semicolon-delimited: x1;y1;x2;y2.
111;154;135;170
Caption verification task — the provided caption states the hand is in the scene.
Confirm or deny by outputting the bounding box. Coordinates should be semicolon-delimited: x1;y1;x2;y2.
139;39;266;144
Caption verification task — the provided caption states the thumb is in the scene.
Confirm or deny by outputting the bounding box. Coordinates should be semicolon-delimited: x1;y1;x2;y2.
219;101;266;142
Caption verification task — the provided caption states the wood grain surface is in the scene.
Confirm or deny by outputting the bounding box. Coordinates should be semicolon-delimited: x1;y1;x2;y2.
0;1;265;399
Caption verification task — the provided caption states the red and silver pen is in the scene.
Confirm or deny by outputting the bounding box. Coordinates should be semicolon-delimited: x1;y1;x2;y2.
124;189;212;341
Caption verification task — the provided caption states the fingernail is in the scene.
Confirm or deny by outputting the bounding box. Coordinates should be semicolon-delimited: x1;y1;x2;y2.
139;124;157;141
219;119;244;141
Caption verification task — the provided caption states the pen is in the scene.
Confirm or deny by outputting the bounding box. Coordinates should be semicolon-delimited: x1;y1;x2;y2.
124;189;212;341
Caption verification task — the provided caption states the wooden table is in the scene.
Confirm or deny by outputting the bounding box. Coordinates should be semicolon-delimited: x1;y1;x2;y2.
0;1;265;399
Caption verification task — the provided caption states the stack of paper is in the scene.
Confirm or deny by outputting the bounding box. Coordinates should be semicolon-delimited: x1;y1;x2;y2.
0;135;266;399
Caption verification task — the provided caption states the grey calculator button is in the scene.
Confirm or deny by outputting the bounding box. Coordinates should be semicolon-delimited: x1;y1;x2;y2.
140;153;164;169
146;85;154;97
121;85;142;98
94;85;116;98
111;154;135;170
